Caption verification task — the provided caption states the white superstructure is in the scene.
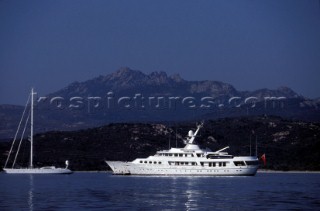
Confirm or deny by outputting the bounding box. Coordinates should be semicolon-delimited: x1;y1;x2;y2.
3;88;72;174
106;123;259;176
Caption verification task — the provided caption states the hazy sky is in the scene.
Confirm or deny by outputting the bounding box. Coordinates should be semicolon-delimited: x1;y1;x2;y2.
1;0;320;104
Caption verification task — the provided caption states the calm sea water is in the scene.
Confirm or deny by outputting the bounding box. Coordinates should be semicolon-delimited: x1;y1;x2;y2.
0;172;319;210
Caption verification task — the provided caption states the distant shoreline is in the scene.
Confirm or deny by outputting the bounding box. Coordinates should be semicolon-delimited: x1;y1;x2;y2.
70;170;320;174
72;171;110;173
1;170;319;174
258;169;320;174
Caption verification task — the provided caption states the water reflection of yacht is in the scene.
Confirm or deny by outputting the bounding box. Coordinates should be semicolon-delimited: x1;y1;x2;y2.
28;175;34;211
106;123;259;176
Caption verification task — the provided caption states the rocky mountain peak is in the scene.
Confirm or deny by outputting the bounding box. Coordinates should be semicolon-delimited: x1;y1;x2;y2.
170;73;184;83
148;71;170;84
109;67;146;80
276;86;299;98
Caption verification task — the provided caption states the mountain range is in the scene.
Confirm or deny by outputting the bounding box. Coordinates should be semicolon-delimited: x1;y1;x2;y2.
1;67;319;139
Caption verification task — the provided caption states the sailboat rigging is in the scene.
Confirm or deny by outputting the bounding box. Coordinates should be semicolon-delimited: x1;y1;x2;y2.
3;88;72;174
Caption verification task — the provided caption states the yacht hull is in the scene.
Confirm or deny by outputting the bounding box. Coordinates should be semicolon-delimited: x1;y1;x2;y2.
106;161;258;176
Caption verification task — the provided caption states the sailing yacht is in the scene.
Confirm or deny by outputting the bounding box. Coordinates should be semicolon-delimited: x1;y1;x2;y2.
3;89;72;174
106;122;260;176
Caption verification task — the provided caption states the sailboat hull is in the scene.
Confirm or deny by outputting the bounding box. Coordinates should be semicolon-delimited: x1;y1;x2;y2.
3;168;72;174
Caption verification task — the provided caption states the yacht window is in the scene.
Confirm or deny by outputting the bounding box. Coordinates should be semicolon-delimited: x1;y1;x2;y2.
159;162;162;164
223;162;226;167
149;161;152;164
179;154;183;157
174;154;178;157
140;161;143;163
234;161;246;166
154;161;157;164
207;155;234;159
245;161;259;165
144;161;147;163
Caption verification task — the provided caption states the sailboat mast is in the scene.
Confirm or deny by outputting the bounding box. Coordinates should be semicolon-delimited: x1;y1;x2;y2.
30;88;34;168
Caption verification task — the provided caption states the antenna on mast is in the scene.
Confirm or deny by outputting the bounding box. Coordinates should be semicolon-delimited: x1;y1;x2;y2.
168;130;171;150
175;126;177;148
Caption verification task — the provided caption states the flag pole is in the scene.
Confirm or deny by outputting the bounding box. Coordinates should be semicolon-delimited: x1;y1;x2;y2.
255;135;258;157
249;134;252;156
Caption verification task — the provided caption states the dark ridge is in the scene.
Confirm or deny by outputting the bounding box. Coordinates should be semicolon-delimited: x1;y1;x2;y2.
1;116;319;171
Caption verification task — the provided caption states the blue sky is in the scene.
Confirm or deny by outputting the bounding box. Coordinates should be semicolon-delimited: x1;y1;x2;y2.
1;0;320;104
